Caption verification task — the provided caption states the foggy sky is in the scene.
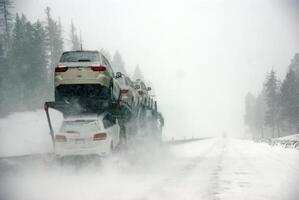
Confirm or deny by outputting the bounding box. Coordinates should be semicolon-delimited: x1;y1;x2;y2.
15;0;299;138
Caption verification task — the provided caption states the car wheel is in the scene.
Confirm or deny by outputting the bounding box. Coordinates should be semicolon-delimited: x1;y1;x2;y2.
109;82;114;101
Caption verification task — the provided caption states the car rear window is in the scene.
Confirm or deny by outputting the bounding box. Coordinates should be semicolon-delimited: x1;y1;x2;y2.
60;51;101;62
60;120;100;133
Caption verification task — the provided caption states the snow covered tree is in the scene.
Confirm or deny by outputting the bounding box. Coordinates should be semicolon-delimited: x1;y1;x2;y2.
0;0;13;54
132;65;144;80
29;21;48;102
44;7;63;100
100;48;112;63
5;14;32;110
244;92;267;140
70;20;80;50
244;93;256;131
45;7;63;69
280;68;299;132
0;7;68;115
112;51;126;75
289;53;299;76
0;14;49;113
0;0;12;114
254;93;266;139
264;70;280;138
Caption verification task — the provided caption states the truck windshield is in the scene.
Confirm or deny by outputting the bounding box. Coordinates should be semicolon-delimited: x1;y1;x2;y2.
60;52;100;62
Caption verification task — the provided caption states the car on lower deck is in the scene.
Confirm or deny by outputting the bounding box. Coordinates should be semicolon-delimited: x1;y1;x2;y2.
54;112;120;157
55;50;120;102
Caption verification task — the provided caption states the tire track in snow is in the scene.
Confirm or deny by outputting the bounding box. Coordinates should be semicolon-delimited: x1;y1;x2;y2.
134;138;222;200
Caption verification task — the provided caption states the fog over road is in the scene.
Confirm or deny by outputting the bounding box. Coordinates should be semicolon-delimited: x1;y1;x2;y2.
0;138;298;200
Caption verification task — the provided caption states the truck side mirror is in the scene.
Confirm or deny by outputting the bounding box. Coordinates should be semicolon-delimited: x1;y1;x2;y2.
147;87;151;91
115;72;122;78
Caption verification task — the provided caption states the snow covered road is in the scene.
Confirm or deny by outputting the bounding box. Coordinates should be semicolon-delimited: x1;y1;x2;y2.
0;137;298;200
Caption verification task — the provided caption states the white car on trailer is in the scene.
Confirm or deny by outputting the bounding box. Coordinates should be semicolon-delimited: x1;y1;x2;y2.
54;112;120;157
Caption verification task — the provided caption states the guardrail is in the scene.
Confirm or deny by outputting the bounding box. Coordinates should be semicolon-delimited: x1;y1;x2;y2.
163;137;212;145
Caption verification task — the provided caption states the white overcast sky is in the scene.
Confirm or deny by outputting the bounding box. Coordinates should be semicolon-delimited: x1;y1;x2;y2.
15;0;299;138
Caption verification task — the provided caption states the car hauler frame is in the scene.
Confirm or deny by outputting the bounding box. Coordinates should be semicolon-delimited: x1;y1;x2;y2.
44;96;163;146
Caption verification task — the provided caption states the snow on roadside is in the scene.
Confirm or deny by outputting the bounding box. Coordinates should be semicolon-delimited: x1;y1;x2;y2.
214;139;299;200
274;134;299;142
0;109;63;157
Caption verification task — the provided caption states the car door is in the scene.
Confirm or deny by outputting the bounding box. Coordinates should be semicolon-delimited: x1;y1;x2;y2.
109;114;119;146
102;114;113;143
103;113;119;146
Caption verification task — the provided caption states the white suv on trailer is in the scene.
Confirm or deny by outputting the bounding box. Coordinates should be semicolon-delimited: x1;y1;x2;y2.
54;113;120;157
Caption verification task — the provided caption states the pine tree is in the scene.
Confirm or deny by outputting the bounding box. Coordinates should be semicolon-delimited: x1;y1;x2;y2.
289;53;299;76
29;20;48;105
254;93;266;139
6;14;30;110
264;70;280;137
244;92;256;131
45;7;63;69
280;69;299;132
0;0;13;54
70;20;80;50
132;65;144;80
2;14;49;112
100;48;112;63
45;7;63;100
0;0;13;114
112;51;126;75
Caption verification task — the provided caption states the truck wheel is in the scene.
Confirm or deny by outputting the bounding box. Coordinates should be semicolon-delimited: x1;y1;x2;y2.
110;141;114;153
109;83;114;101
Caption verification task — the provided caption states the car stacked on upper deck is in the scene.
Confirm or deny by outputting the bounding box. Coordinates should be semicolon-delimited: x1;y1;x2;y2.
54;50;153;111
55;50;121;104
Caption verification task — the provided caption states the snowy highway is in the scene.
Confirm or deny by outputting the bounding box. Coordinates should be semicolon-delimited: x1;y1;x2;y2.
0;137;298;200
1;0;299;199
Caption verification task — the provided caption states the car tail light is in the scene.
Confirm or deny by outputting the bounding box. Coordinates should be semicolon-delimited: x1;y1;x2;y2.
93;133;107;140
138;90;144;96
91;66;106;71
55;66;68;72
120;89;129;94
55;135;66;142
43;102;49;110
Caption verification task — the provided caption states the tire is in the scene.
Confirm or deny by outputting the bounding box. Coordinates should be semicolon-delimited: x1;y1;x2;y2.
109;82;114;101
110;141;114;153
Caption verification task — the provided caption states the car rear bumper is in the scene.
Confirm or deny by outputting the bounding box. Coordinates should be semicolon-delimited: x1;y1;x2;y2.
54;140;110;157
55;76;110;88
121;95;131;103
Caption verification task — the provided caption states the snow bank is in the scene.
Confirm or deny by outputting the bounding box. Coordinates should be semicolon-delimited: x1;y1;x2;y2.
275;134;299;141
270;134;299;149
0;109;63;157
